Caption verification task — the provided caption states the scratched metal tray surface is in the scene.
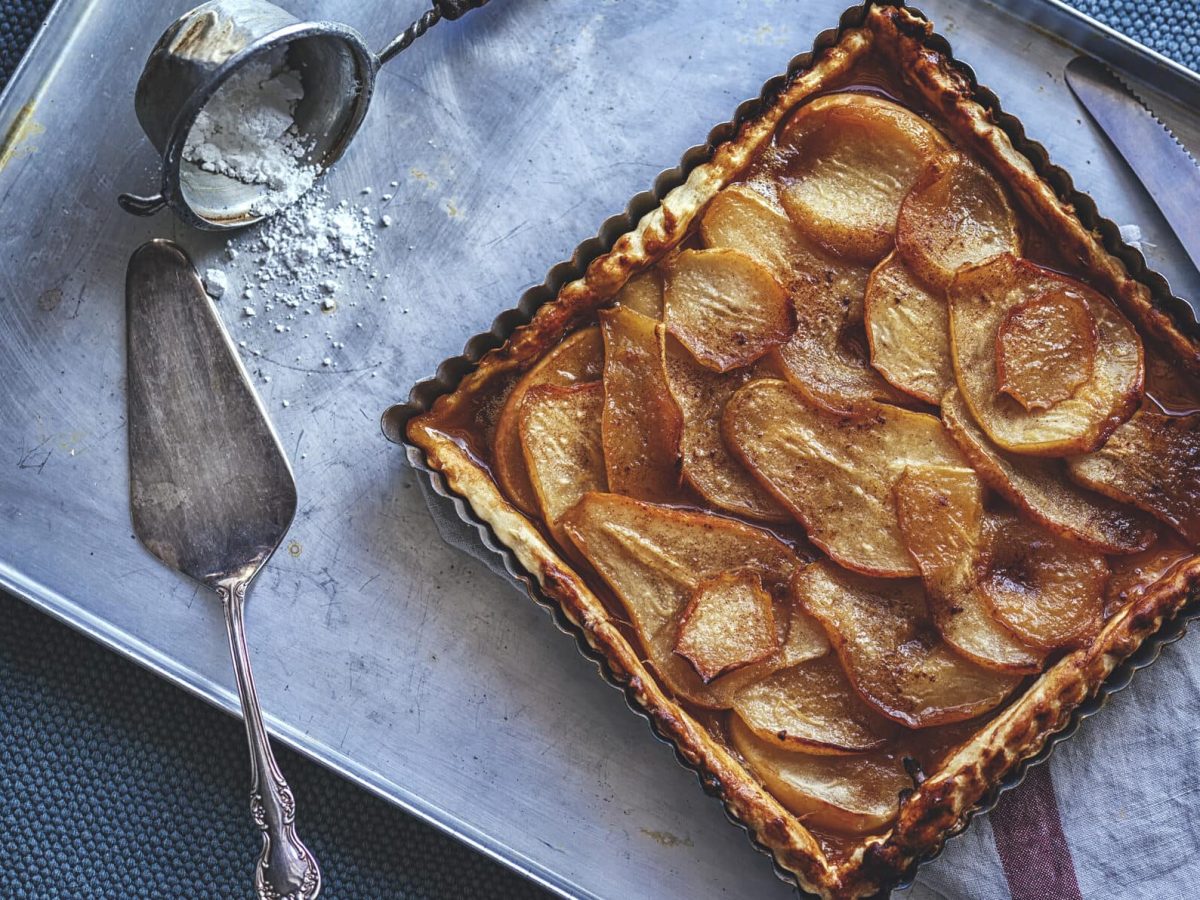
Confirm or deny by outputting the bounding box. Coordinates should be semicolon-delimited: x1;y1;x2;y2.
1;2;1198;899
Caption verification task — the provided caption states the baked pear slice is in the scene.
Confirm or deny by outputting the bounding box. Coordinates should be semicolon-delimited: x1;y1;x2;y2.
700;183;819;285
614;269;663;319
731;655;893;754
493;327;603;514
661;331;788;522
895;465;1044;674
978;512;1108;650
1069;405;1200;542
949;254;1143;455
793;561;1021;728
561;493;803;640
730;716;909;835
700;183;906;412
519;383;607;548
996;291;1098;413
650;589;830;710
724;379;968;577
599;307;682;502
776;278;918;415
943;388;1155;554
864;251;955;404
777;92;948;264
663;248;794;372
675;570;778;683
896;151;1021;292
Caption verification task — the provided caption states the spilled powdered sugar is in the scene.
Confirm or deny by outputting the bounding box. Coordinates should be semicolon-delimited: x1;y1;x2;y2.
249;185;377;300
184;51;415;399
175;41;476;410
1118;223;1155;255
203;183;391;391
202;268;228;299
183;47;316;215
184;52;448;398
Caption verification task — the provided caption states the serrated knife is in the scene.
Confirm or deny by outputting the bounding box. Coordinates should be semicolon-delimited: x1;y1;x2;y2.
1065;55;1200;275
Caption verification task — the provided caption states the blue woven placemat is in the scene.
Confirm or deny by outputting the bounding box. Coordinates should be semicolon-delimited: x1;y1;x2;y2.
1071;0;1198;67
0;0;51;82
1;1;1196;899
0;596;545;899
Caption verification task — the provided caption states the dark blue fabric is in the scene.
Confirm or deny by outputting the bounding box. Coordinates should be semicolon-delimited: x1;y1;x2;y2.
1069;0;1198;68
0;595;545;900
0;594;545;899
0;0;52;86
0;1;1196;899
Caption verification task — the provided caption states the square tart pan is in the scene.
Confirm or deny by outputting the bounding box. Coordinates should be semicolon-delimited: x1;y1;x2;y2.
385;4;1200;896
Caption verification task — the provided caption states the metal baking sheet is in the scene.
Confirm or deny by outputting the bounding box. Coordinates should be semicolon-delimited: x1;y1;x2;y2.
1;2;1197;899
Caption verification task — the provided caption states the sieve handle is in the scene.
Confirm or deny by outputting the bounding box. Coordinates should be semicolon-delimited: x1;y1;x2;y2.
376;0;491;67
118;192;168;217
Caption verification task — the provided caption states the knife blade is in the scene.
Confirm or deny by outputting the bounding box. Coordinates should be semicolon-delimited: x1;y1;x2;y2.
1065;55;1200;275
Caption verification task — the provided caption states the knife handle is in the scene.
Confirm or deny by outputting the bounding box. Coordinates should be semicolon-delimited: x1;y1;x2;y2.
218;576;322;900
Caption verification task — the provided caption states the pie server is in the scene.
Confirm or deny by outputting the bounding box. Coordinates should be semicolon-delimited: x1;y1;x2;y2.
126;240;319;899
1065;55;1200;277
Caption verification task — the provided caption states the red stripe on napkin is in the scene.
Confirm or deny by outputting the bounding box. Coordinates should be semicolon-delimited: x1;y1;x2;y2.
990;762;1083;900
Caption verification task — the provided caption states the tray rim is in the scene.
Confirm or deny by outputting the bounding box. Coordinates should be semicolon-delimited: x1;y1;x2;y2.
0;0;89;138
386;1;1200;896
0;0;1197;898
987;0;1200;108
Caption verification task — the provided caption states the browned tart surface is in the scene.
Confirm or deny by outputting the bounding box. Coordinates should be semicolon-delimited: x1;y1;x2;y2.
406;6;1200;898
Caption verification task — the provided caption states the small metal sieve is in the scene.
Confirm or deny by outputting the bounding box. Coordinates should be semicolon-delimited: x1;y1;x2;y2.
118;0;488;231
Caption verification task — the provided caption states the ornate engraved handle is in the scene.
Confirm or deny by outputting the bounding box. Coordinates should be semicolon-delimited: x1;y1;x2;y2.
218;577;322;900
377;0;491;66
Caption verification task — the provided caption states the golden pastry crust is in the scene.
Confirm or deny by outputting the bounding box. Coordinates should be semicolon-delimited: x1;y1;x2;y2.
406;7;1200;898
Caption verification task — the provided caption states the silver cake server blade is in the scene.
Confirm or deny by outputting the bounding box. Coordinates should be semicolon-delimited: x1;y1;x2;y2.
1066;55;1200;276
126;239;320;900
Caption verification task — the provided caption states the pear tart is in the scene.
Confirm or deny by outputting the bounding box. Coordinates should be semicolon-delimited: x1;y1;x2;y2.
406;7;1200;898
